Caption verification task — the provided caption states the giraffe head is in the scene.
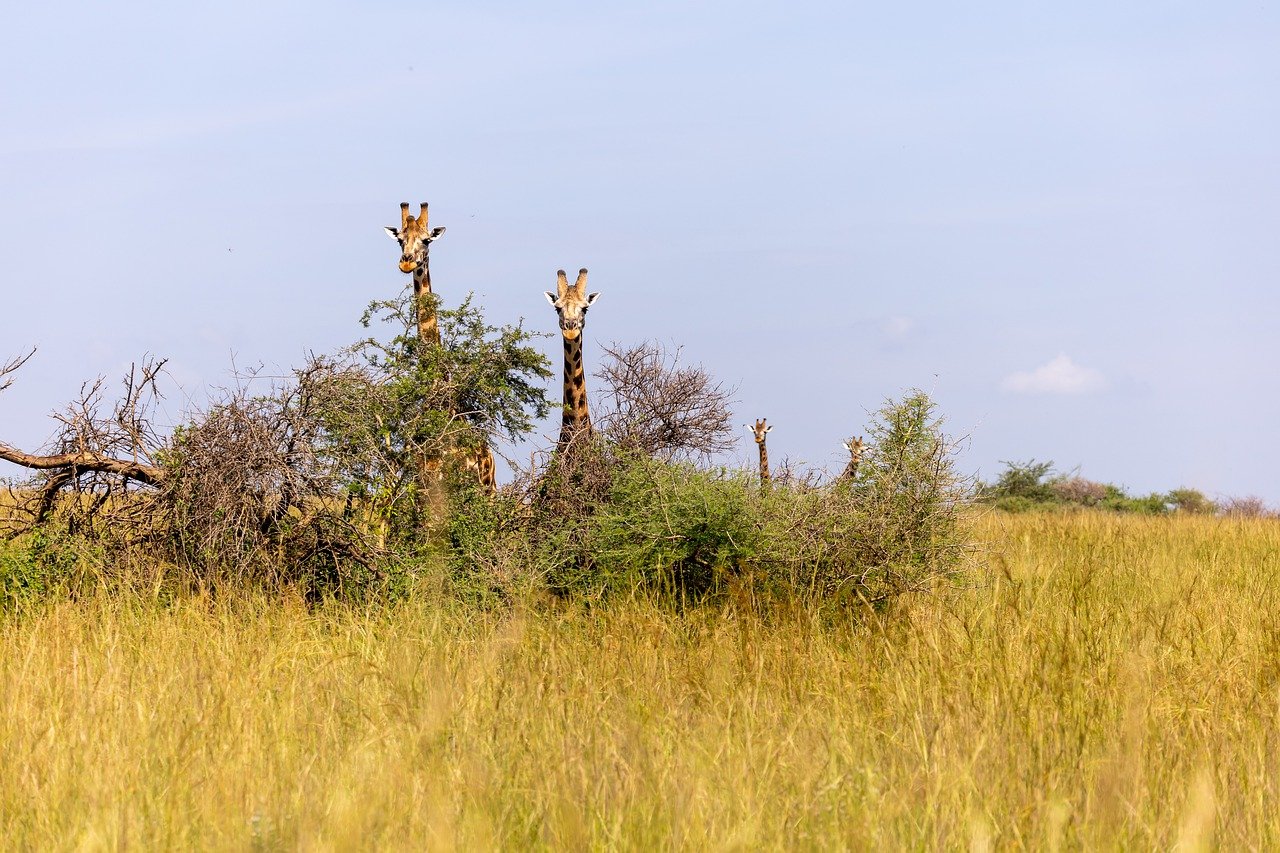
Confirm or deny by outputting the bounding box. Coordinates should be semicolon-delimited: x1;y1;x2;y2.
544;269;600;341
843;436;867;461
384;202;446;274
745;419;772;445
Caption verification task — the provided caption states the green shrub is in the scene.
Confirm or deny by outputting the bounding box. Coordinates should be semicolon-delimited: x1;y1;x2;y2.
585;459;760;600
791;390;973;604
1166;488;1217;515
455;389;973;612
0;530;87;610
979;459;1057;505
983;462;1186;517
990;495;1042;514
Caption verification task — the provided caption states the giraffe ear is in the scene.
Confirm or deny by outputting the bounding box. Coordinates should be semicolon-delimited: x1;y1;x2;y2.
765;425;773;433
586;292;601;306
842;441;851;451
544;291;558;306
429;226;446;239
743;424;753;432
383;227;400;239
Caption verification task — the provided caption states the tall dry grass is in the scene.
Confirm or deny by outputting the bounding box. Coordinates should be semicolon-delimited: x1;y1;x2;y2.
2;512;1279;848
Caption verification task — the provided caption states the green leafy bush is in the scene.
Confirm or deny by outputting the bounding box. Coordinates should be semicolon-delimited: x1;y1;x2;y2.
458;390;973;612
585;459;760;600
1166;488;1217;515
979;459;1057;505
0;530;86;610
979;461;1177;516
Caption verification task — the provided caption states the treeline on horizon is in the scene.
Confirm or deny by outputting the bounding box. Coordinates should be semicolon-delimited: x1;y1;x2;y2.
977;459;1275;518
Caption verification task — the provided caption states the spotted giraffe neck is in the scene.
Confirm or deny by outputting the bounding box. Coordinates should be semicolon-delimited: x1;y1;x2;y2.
412;264;440;346
559;333;592;446
757;439;770;484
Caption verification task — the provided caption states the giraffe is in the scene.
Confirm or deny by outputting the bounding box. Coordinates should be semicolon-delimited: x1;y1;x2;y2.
841;436;868;481
383;201;496;494
544;269;600;449
384;202;446;344
745;418;772;486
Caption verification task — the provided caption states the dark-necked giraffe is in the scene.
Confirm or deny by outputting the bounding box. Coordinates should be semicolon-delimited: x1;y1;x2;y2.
841;436;867;481
544;269;600;449
746;418;773;486
383;201;496;494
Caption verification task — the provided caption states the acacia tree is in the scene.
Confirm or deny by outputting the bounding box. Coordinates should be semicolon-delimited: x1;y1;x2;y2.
306;291;551;543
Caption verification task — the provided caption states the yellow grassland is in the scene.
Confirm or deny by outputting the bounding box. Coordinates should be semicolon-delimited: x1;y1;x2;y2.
1;512;1279;848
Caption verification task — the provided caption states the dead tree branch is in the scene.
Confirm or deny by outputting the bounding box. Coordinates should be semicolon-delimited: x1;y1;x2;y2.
594;341;736;462
0;348;36;394
0;441;164;485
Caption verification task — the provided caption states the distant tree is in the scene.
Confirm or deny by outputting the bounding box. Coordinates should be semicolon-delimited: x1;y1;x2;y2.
979;459;1057;507
1219;495;1273;519
1165;487;1217;515
1049;476;1108;507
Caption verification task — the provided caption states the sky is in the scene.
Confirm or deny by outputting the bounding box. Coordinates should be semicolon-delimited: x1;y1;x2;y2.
1;1;1278;501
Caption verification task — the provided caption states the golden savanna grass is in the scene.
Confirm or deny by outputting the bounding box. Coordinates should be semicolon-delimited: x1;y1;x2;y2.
2;512;1280;848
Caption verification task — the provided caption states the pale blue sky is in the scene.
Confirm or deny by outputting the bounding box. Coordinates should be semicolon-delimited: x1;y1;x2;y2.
2;1;1277;500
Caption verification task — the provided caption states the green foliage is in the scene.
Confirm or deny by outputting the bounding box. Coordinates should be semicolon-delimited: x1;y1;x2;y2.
980;459;1057;504
326;292;550;539
1166;487;1217;515
989;495;1042;514
1100;486;1169;515
443;484;539;606
980;460;1178;516
460;390;973;612
356;293;553;442
584;460;761;600
7;279;981;616
0;530;86;610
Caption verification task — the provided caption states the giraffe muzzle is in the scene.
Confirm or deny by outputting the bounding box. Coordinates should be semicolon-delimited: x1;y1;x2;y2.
399;260;416;273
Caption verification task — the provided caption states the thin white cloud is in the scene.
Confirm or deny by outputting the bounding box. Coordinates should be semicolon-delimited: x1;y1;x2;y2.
1001;353;1106;395
881;316;914;340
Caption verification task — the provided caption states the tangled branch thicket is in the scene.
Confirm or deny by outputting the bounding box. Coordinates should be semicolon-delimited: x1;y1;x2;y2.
593;341;736;462
3;293;974;611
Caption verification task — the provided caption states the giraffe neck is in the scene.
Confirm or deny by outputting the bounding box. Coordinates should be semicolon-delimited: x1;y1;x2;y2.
758;441;770;484
842;457;859;480
559;333;592;446
412;263;440;346
412;254;496;492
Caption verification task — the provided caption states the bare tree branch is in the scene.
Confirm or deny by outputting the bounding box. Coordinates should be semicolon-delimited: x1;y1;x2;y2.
0;440;164;485
593;341;736;462
0;348;36;394
1;356;170;535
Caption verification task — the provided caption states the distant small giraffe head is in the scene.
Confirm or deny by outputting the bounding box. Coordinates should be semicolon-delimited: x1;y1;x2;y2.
544;269;600;341
745;419;772;445
384;202;446;274
842;436;868;478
